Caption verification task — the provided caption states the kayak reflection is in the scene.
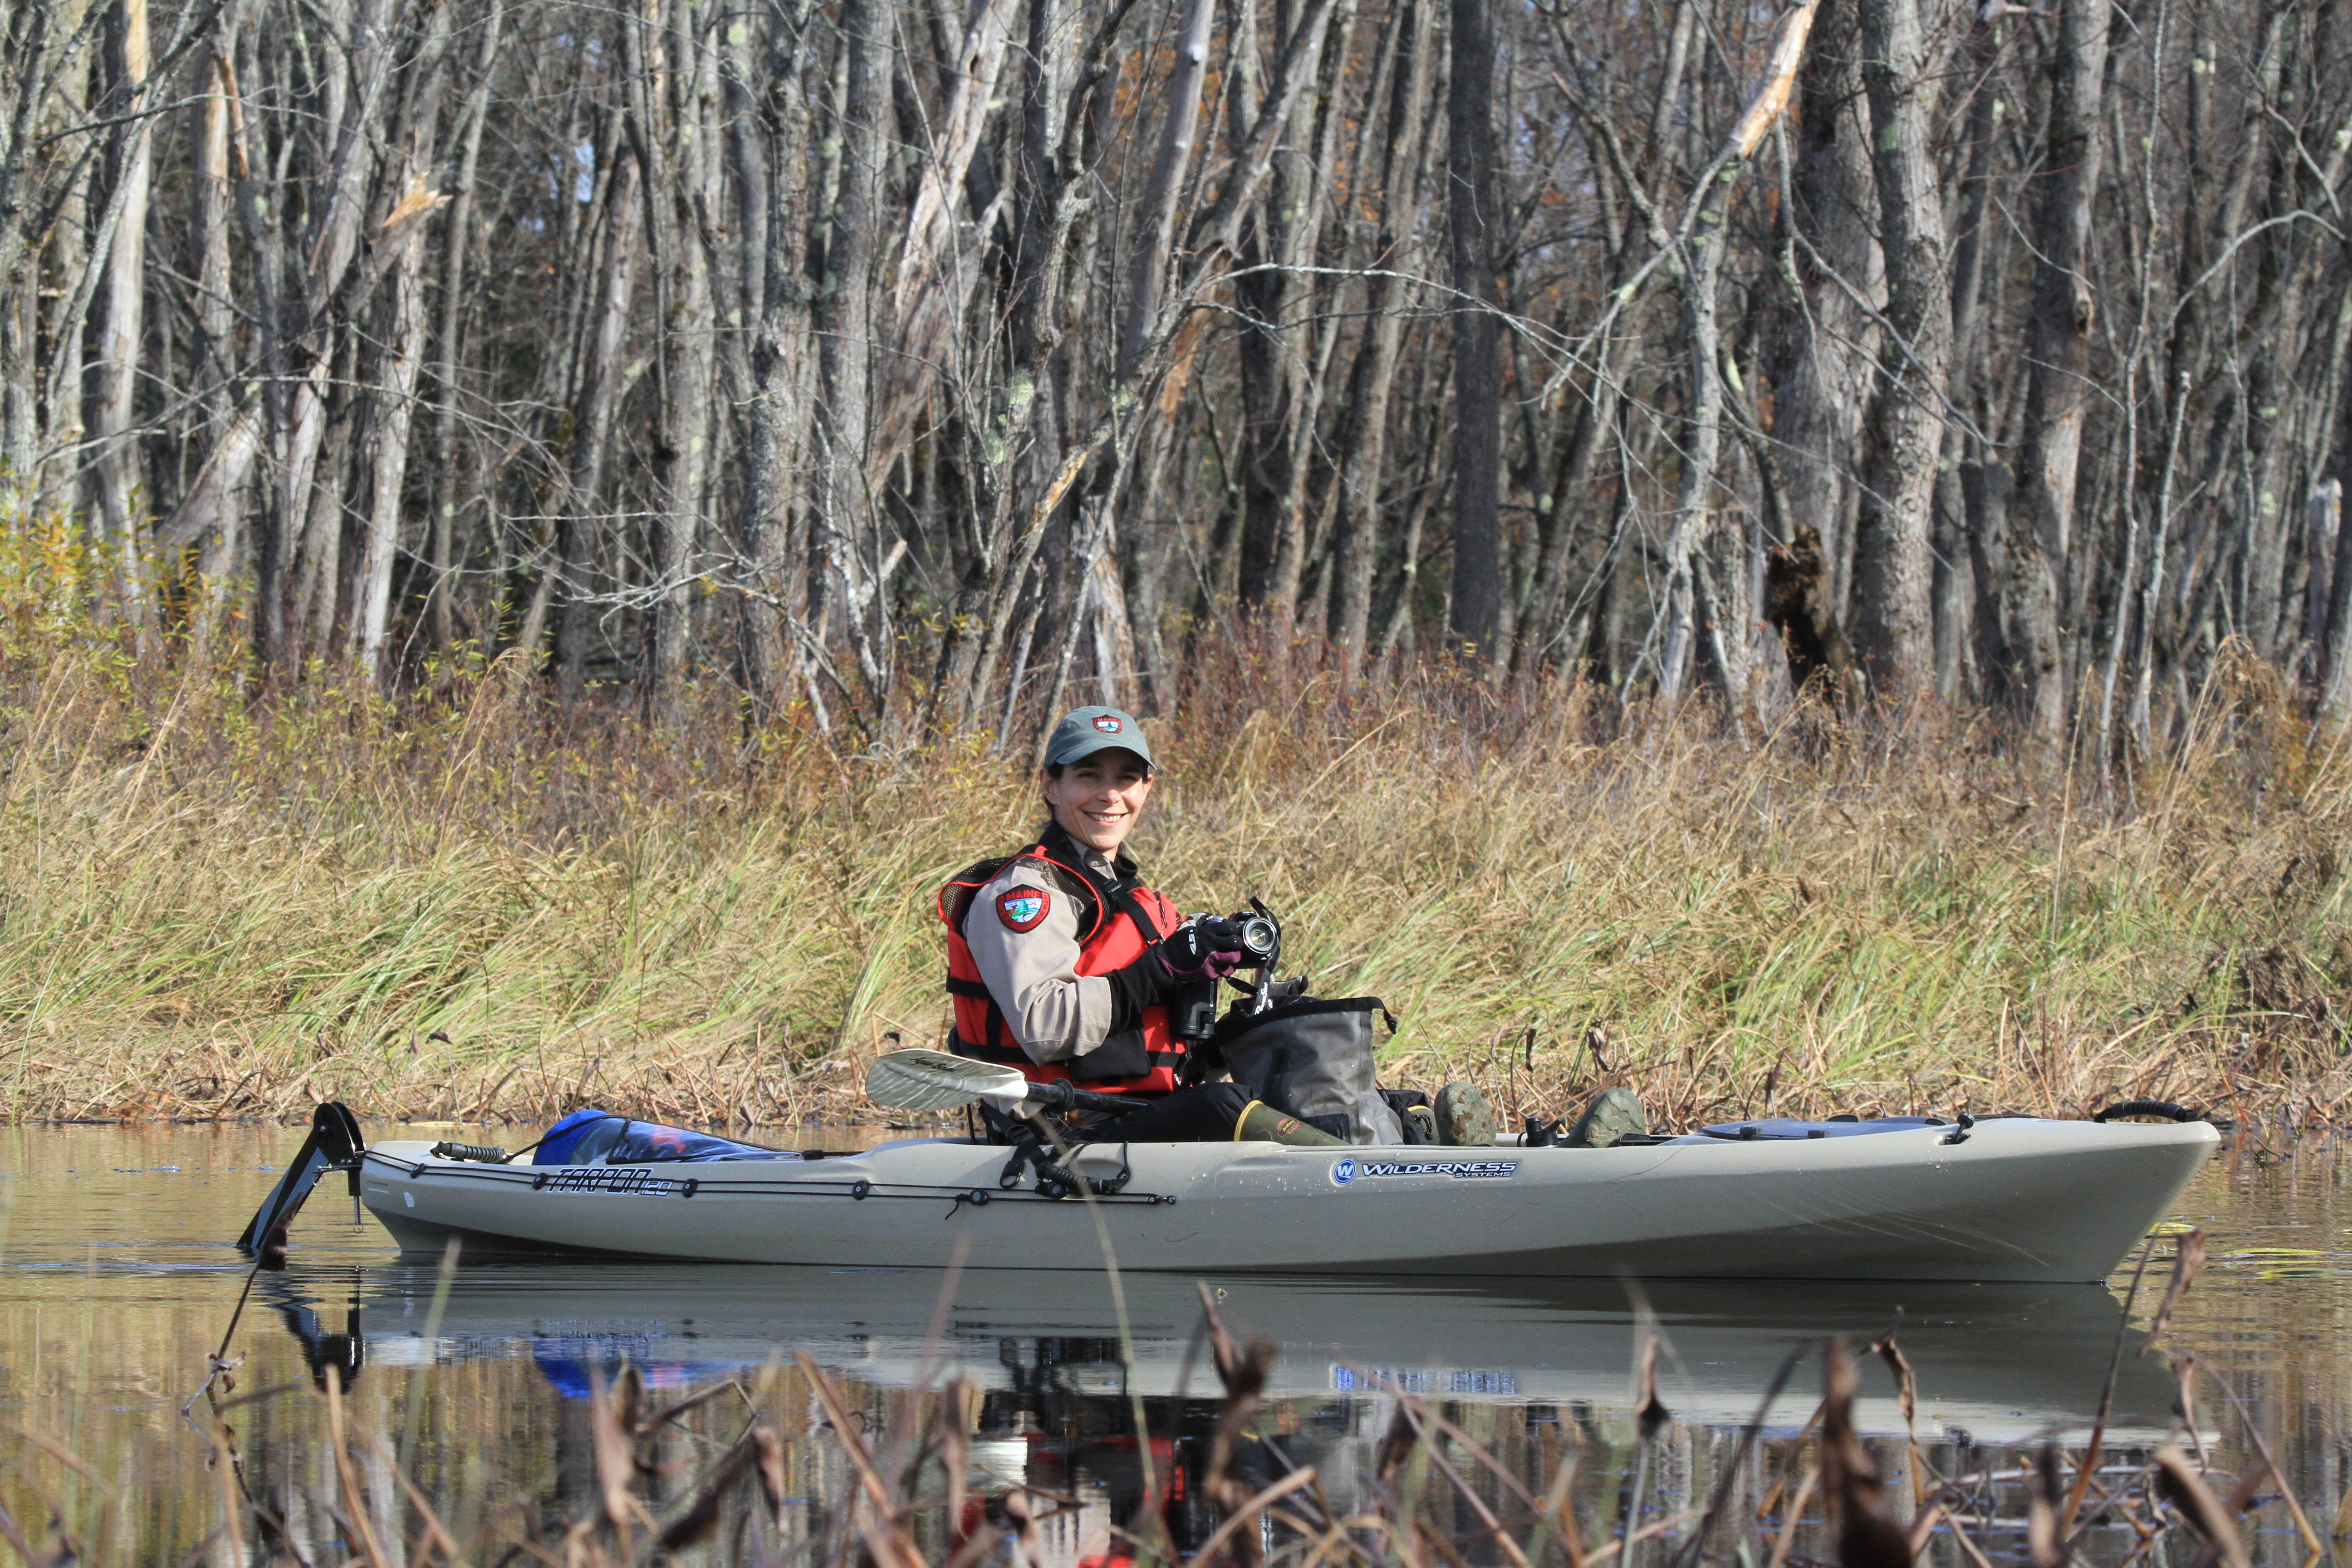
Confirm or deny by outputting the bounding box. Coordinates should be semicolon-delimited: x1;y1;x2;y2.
313;1264;2176;1445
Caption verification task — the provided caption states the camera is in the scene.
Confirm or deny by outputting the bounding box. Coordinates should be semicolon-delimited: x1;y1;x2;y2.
1195;911;1278;961
1173;906;1283;1045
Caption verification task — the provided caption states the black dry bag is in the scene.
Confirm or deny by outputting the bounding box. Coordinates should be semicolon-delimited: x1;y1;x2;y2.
1213;997;1405;1145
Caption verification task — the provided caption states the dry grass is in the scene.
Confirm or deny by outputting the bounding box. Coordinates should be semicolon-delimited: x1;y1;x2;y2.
4;1235;2294;1568
1;598;2350;1129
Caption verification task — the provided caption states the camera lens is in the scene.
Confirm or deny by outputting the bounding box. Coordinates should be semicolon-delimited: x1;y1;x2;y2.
1236;916;1276;957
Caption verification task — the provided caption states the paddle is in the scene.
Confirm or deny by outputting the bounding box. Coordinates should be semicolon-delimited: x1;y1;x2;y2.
864;1049;1144;1117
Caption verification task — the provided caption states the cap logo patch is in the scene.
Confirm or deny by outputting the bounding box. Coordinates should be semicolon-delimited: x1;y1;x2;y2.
1093;715;1122;733
997;886;1050;932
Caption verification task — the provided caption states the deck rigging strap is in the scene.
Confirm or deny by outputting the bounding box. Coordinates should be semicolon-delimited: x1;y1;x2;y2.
370;1151;1173;1205
996;1139;1132;1199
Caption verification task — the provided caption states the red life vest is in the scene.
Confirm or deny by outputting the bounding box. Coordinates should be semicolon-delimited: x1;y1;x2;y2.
939;836;1186;1096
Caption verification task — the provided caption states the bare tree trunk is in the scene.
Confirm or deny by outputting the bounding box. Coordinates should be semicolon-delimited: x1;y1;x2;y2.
1521;104;1635;675
1378;363;1454;659
268;0;393;664
1764;0;1879;625
1446;0;1502;657
1661;231;1730;707
87;0;152;621
812;0;893;714
1695;510;1755;723
1266;0;1354;612
631;0;720;721
2320;480;2352;718
1231;255;1294;612
37;37;93;518
937;0;1076;730
1848;0;1950;692
1118;0;1215;380
1227;0;1291;612
555;147;643;701
1931;15;1999;703
346;4;453;675
425;0;502;655
295;361;353;642
183;9;242;633
1100;0;1216;710
868;0;1017;481
353;208;432;676
0;0;59;491
1331;0;1436;688
188;29;236;401
1663;2;1818;706
729;5;813;720
2304;478;2341;690
2236;12;2342;660
2000;0;2110;741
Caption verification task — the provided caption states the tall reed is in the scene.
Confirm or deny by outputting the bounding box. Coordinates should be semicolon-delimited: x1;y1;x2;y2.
2;601;2347;1127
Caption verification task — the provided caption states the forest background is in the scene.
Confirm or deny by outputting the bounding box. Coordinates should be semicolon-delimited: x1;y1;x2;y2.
4;0;2352;1126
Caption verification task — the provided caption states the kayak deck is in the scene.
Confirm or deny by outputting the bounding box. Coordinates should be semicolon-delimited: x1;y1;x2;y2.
359;1115;2218;1282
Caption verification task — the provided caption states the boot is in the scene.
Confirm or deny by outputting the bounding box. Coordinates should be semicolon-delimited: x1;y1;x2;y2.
1567;1086;1648;1148
1234;1100;1348;1146
1432;1081;1497;1146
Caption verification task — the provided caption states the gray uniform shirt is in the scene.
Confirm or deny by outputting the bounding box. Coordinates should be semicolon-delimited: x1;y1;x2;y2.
963;846;1125;1064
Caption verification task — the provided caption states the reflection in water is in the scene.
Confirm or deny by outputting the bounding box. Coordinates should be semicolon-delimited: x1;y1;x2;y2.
0;1122;2344;1564
265;1271;366;1392
275;1263;2200;1563
357;1264;2185;1441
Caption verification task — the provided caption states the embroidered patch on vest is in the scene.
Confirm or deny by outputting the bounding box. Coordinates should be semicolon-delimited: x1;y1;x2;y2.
1093;715;1122;732
997;886;1051;931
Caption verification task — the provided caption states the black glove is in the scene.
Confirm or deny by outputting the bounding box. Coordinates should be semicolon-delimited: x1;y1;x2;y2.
1159;921;1250;983
1105;926;1247;1030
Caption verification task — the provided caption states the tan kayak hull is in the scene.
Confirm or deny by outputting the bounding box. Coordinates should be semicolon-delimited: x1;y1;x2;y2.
360;1116;2217;1283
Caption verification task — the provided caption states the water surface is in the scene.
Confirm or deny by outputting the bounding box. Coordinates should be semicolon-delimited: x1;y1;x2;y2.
1;1122;2342;1564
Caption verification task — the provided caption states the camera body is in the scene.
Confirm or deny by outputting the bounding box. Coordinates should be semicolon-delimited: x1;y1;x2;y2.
1172;907;1282;1045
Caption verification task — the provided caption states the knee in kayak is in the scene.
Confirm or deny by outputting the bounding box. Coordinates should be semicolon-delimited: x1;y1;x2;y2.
1520;1087;1654;1149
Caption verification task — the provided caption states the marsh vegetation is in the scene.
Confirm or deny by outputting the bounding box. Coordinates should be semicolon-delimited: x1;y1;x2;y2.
1;623;2349;1125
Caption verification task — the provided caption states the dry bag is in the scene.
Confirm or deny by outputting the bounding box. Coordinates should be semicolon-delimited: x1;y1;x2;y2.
1213;997;1405;1145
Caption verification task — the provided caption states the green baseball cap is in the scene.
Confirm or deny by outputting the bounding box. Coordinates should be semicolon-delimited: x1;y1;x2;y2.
1044;706;1154;769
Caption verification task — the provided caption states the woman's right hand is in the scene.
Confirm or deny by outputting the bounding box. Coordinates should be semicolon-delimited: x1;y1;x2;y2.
1105;921;1245;1028
1152;921;1246;984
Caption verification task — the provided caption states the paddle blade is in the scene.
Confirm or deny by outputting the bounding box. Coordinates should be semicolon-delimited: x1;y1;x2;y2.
866;1049;1029;1113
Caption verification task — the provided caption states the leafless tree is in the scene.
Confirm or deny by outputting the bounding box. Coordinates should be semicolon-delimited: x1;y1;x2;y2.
3;0;2350;764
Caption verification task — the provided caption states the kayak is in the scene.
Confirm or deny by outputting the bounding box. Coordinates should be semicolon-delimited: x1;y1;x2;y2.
351;1112;2219;1283
341;1264;2184;1442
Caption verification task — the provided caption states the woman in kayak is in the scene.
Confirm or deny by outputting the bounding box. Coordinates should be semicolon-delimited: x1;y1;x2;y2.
939;706;1326;1142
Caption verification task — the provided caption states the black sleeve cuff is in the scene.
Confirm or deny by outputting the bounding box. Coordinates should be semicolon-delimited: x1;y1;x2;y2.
1104;953;1161;1033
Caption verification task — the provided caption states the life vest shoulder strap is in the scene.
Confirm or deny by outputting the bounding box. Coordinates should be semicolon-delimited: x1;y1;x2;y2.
1102;882;1180;941
944;849;1096;927
1034;848;1119;936
939;855;1015;931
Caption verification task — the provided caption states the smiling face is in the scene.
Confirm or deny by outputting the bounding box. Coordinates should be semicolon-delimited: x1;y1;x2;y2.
1041;749;1155;857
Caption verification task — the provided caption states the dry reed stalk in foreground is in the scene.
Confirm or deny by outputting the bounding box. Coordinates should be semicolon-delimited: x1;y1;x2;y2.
0;1233;2302;1568
3;631;2351;1126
